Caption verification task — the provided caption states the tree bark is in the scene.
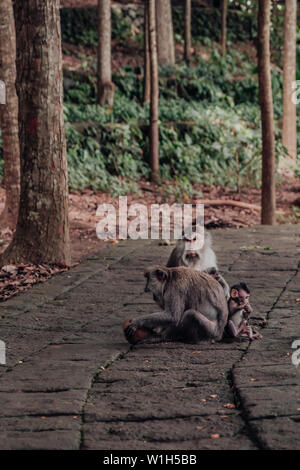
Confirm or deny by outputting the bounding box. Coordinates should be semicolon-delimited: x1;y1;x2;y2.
0;0;71;266
220;0;227;56
148;0;159;182
184;0;191;63
0;0;20;229
156;0;175;66
257;0;276;225
282;0;297;160
98;0;115;106
143;1;151;103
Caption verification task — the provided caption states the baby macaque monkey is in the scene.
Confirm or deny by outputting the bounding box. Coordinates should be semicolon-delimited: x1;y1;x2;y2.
226;283;262;340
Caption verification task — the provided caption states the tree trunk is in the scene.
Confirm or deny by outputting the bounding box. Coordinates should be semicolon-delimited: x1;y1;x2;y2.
0;0;20;229
184;0;191;63
0;0;71;266
282;0;297;161
220;0;227;56
148;0;159;182
156;0;175;66
143;1;151;103
257;0;276;225
98;0;115;106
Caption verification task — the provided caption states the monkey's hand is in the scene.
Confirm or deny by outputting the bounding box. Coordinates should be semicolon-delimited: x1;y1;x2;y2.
242;309;250;321
243;303;253;315
228;302;245;316
240;325;252;337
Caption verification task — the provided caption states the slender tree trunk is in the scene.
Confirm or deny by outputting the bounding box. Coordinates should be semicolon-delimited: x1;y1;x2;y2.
0;0;71;266
0;0;20;229
148;0;159;182
98;0;115;106
156;0;175;66
282;0;297;161
257;0;276;225
220;0;227;56
184;0;191;63
143;1;151;103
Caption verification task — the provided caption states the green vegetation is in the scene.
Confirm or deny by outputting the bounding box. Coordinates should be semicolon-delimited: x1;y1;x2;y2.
63;46;287;194
61;6;142;47
1;4;298;196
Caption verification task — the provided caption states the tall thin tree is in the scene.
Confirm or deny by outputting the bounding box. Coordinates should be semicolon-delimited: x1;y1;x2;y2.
220;0;228;56
257;0;276;225
143;1;151;103
98;0;115;106
148;0;159;182
0;0;71;266
0;0;20;229
282;0;297;161
156;0;175;66
184;0;192;63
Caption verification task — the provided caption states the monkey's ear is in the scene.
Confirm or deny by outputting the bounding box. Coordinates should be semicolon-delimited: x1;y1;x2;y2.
231;288;239;298
155;268;168;283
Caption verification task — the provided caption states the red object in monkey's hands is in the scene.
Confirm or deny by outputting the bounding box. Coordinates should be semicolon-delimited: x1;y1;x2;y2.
123;320;153;345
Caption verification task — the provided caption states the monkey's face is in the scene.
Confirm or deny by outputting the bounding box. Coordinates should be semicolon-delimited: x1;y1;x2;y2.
183;250;200;267
231;288;250;305
144;267;167;308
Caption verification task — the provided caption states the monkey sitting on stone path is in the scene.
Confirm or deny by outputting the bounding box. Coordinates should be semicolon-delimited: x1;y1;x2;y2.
123;265;229;345
225;283;262;340
167;230;230;300
166;230;216;271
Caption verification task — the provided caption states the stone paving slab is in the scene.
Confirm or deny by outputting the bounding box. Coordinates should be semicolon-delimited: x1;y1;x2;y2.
0;225;299;450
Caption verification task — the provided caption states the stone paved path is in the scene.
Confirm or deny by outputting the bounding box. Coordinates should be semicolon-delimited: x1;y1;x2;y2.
0;226;299;450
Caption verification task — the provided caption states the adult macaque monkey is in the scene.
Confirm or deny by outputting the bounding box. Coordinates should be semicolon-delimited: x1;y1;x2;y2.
123;266;228;345
167;230;216;271
167;229;230;300
226;283;262;340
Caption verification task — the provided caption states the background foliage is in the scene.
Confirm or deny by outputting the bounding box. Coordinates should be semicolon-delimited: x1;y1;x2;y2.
1;2;299;196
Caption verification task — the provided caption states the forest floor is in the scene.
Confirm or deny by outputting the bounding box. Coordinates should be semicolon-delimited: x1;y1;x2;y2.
0;179;299;302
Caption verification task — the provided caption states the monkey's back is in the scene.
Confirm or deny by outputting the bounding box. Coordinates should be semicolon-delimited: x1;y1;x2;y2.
167;266;228;317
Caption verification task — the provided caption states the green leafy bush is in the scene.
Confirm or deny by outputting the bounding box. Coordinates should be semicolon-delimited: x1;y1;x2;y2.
172;5;257;45
62;43;293;193
60;6;142;47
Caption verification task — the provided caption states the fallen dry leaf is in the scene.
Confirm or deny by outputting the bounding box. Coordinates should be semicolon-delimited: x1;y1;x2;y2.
224;403;235;409
210;434;220;439
0;263;69;302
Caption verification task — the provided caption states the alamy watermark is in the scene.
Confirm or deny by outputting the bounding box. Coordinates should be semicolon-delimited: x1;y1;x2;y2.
291;340;300;368
0;340;6;365
0;80;6;105
96;197;204;250
291;81;300;105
